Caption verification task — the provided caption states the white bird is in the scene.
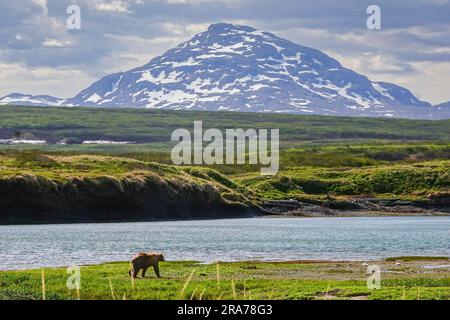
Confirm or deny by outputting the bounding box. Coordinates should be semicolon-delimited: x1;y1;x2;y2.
362;262;369;267
395;261;401;267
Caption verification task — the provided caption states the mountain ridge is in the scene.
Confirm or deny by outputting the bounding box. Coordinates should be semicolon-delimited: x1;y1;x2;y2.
1;23;448;119
434;101;450;108
0;92;64;107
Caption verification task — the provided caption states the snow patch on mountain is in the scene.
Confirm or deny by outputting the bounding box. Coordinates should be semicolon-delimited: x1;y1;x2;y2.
0;93;64;106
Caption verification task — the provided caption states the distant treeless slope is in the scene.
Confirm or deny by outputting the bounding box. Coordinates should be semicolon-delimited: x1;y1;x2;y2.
1;106;450;146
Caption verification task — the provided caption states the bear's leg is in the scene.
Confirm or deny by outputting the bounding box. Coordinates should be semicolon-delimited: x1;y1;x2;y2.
133;268;139;278
153;264;161;278
142;267;148;278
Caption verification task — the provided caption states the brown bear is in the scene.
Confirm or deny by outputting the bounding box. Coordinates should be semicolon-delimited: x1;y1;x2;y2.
128;252;165;278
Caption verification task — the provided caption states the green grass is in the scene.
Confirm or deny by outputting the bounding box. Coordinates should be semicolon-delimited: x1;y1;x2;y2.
0;261;448;300
385;256;449;262
0;152;448;202
2;106;450;145
3;142;450;176
0;152;246;198
239;160;450;200
1;105;450;176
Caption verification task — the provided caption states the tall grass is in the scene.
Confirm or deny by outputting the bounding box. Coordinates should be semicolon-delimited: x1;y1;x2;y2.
41;270;46;301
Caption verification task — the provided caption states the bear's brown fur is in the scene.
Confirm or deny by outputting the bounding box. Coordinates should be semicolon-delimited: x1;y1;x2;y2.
128;252;165;278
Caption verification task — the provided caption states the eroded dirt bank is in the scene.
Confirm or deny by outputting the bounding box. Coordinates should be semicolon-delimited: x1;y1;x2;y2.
0;173;261;224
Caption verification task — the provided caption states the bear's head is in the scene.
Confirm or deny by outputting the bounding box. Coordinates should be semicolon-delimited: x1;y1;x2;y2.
158;253;165;262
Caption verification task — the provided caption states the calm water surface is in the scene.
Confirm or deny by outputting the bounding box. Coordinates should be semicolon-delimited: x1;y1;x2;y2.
0;216;449;270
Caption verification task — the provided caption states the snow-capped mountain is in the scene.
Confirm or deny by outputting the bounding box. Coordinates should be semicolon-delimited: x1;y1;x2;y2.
2;23;448;119
432;101;450;119
65;23;433;118
434;101;450;109
0;93;63;106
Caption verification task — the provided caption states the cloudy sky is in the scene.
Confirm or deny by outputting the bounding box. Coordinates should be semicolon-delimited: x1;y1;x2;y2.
1;0;449;104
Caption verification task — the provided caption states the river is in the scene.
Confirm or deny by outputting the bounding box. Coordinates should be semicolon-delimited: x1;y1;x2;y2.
0;216;448;270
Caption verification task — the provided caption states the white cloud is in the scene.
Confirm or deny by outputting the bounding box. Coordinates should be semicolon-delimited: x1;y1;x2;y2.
42;38;70;48
31;0;48;14
95;0;131;13
399;61;450;104
0;62;95;98
368;55;406;73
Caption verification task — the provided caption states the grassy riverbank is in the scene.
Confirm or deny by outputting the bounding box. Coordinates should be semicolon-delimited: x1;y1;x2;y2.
0;153;259;224
0;106;449;222
0;258;449;300
0;152;448;223
239;160;450;201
